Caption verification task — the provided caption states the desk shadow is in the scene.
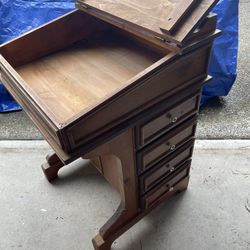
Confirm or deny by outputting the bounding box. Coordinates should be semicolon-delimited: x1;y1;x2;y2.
116;192;188;250
45;158;188;250
200;96;226;112
50;158;105;187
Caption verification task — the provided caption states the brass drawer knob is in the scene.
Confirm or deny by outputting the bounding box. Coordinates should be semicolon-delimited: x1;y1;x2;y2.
166;184;174;192
172;117;178;123
170;167;175;172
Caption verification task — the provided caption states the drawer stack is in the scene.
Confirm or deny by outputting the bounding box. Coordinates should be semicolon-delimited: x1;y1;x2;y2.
135;91;200;210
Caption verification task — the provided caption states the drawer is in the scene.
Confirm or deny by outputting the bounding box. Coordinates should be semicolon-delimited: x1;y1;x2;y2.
137;116;197;172
139;140;194;192
0;64;62;147
142;161;191;209
137;93;200;147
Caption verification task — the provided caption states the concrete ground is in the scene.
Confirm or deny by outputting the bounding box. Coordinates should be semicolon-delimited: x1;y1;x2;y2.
0;1;249;140
0;140;249;250
197;0;250;139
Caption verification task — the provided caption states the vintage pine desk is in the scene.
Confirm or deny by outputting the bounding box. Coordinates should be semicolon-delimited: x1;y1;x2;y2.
0;1;220;249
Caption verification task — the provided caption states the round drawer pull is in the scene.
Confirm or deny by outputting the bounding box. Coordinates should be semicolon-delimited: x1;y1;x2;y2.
170;145;176;151
172;117;178;123
169;187;174;192
170;167;175;172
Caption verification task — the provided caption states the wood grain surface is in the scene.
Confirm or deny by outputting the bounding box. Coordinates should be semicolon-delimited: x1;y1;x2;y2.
16;33;162;124
81;0;174;33
0;10;110;67
78;0;218;43
0;5;219;250
164;0;200;34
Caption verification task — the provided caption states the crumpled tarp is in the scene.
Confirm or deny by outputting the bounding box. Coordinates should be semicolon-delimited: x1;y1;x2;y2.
0;0;239;112
201;0;239;106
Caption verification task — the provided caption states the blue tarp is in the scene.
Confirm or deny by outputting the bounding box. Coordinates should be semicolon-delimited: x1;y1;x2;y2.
201;0;239;106
0;0;239;112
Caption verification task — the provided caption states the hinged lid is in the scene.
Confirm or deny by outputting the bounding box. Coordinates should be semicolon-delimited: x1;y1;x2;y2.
76;0;218;51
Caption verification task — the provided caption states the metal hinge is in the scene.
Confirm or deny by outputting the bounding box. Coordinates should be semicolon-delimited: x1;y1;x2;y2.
77;2;89;9
154;35;167;43
154;35;178;46
154;35;182;53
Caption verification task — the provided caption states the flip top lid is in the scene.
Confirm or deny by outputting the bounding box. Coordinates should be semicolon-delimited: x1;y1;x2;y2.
76;0;218;51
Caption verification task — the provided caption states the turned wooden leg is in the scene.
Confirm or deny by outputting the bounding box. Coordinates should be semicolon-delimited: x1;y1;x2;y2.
41;153;64;182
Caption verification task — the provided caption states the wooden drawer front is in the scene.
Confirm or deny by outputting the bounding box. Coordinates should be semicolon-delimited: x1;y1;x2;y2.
138;117;197;172
139;94;200;147
140;140;194;193
64;45;211;153
143;162;190;209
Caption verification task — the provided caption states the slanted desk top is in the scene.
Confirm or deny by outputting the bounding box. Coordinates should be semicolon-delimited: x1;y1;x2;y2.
77;0;218;48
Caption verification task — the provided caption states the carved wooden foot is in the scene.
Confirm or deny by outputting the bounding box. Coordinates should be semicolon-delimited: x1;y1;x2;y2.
92;234;112;250
41;153;64;182
92;202;136;250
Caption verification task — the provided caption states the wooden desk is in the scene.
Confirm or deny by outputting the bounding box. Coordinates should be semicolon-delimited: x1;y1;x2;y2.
0;1;220;249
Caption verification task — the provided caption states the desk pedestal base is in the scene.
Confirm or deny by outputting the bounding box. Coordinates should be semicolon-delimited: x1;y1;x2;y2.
41;129;190;250
92;177;189;250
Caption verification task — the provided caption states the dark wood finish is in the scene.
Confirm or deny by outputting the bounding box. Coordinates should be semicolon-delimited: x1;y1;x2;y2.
137;116;197;171
140;140;194;193
90;157;103;173
41;153;65;182
160;0;219;42
164;0;200;34
0;31;212;159
83;129;138;249
0;10;110;67
77;0;219;46
0;4;220;249
91;174;190;250
184;13;218;45
84;129;191;249
137;92;200;148
64;45;210;153
143;161;191;209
